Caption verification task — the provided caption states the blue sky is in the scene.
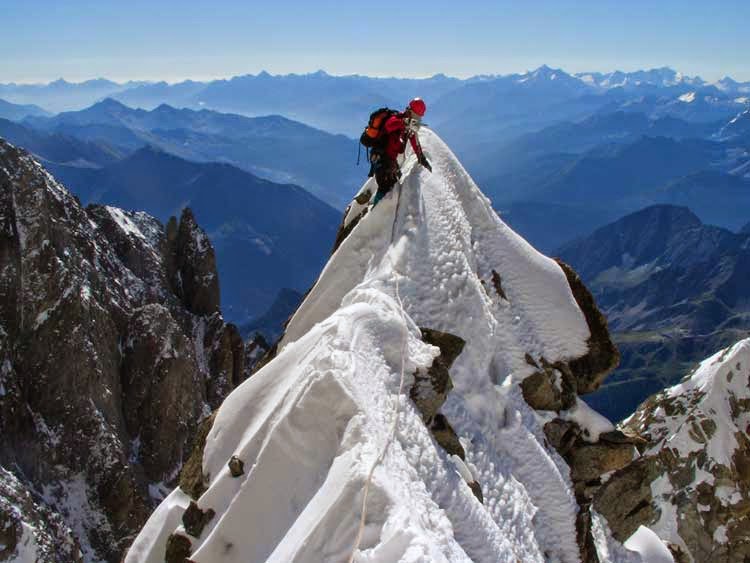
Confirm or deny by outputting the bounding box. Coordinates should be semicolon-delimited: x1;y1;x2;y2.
2;0;748;83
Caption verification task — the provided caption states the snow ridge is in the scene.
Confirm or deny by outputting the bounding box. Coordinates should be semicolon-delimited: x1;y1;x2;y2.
128;130;621;562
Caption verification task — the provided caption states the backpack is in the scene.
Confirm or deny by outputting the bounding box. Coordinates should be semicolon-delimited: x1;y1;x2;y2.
360;107;398;150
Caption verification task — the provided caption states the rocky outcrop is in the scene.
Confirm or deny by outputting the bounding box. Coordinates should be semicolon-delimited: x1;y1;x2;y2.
520;261;618;414
178;411;217;501
166;208;221;317
543;418;642;563
516;260;624;561
410;328;483;502
554;259;620;394
521;358;577;411
0;139;243;561
0;466;83;561
411;328;465;423
595;338;750;562
243;332;270;379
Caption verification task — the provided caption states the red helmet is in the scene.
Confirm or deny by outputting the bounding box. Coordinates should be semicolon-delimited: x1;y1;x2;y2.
408;97;426;117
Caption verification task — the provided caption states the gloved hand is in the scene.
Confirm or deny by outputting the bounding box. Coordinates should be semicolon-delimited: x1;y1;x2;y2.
419;156;432;172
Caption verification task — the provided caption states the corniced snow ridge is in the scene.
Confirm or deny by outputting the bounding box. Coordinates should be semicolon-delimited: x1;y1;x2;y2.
126;130;642;562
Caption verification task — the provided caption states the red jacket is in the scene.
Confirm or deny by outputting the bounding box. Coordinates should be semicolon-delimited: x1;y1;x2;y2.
382;113;424;161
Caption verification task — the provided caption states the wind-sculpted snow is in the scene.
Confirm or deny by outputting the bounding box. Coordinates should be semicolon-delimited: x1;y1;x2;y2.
128;130;627;562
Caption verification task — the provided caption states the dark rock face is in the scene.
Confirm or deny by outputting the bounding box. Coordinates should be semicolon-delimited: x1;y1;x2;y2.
165;533;192;562
554;260;620;394
121;304;205;480
166;208;221;317
182;501;215;538
243;333;270;380
411;328;465;423
203;314;245;408
542;419;639;563
179;412;217;501
593;455;660;541
597;339;750;562
0;139;243;561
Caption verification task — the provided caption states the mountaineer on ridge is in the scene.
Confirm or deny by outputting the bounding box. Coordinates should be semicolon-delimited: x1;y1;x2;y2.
359;97;432;206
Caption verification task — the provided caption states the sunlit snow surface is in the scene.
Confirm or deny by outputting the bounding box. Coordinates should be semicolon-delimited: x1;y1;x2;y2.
127;130;632;562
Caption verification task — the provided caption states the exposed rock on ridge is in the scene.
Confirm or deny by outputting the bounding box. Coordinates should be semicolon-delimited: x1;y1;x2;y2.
595;338;750;562
516;261;624;562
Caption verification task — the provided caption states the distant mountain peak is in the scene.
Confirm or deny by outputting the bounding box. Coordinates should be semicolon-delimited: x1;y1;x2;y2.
627;203;701;224
153;102;180;113
84;78;120;86
90;97;129;110
517;65;577;85
529;64;565;77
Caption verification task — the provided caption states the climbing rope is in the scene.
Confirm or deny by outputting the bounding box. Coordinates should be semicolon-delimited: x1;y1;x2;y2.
347;169;410;563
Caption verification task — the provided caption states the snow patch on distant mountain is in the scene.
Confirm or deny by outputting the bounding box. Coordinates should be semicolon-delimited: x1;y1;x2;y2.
677;92;696;103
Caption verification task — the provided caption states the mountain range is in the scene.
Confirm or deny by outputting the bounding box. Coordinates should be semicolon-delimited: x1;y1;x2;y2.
2;66;748;136
21;98;361;209
2;66;749;363
0;98;49;121
558;205;750;421
46;145;340;322
482;109;750;251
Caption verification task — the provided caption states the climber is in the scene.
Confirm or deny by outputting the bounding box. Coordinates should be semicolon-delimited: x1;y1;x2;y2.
360;98;432;206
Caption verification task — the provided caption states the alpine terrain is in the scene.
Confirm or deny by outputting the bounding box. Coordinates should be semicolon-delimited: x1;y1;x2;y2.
558;205;750;421
596;338;750;562
0;138;248;561
125;130;669;563
2;126;746;562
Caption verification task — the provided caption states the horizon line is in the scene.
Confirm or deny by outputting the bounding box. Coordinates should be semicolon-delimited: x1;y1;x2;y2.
1;64;743;88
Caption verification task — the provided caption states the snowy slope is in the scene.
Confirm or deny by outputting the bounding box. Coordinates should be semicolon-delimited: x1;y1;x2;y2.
127;130;634;562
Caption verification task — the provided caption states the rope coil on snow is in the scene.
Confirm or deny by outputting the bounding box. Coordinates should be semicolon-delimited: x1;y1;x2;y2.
348;169;410;563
